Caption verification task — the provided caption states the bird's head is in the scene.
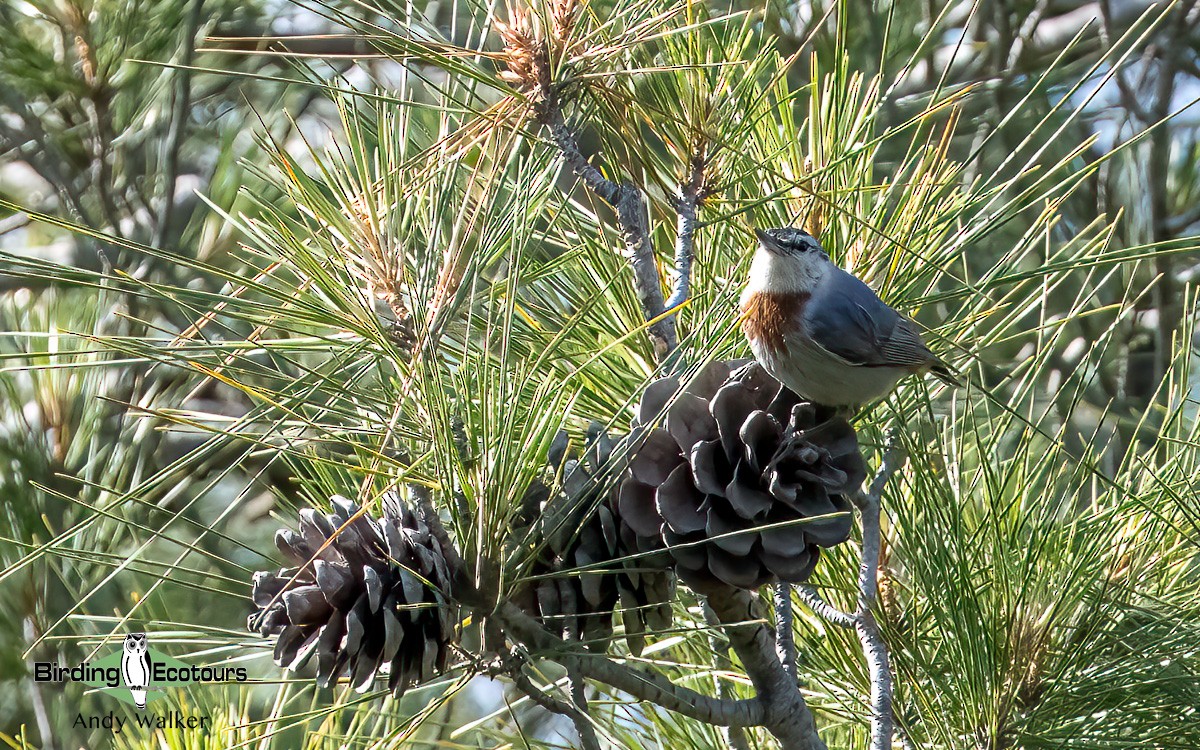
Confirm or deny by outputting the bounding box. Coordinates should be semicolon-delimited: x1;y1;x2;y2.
754;227;824;257
746;227;831;294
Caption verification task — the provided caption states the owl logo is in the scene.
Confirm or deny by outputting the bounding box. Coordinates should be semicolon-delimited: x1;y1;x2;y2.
120;633;151;710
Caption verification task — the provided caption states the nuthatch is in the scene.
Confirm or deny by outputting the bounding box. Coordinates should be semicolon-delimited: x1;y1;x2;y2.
740;227;957;406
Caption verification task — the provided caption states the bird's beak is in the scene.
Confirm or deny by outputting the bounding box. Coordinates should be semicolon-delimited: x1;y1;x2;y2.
754;228;785;255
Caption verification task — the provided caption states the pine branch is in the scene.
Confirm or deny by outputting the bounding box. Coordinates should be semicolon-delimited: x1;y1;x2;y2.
24;618;58;750
568;669;601;750
511;668;577;715
411;489;768;729
854;600;894;749
0;212;30;237
852;434;906;750
511;668;601;750
558;579;602;750
795;586;854;628
666;151;706;310
774;581;798;683
703;604;753;750
537;96;678;358
0;90;94;226
496;600;767;728
799;432;907;750
704;587;827;750
152;0;205;250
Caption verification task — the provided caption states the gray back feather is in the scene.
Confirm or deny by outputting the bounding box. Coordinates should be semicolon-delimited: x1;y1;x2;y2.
800;267;933;368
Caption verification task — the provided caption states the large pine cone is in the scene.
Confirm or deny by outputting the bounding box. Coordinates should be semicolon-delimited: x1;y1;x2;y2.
249;493;457;696
511;424;674;656
617;360;866;590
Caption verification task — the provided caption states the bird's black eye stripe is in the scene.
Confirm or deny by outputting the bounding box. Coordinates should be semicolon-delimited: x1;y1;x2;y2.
758;227;821;255
776;229;814;252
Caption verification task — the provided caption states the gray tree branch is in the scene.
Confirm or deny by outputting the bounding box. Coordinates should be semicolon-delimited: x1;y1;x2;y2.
703;604;753;750
24;618;58;750
0;90;94;226
558;581;602;750
853;513;895;750
537;95;678;359
568;669;600;750
511;668;601;750
511;668;579;716
774;581;798;683
854;437;905;749
410;487;768;729
496;600;767;728
796;585;854;629
667;152;705;310
797;433;907;750
0;212;31;237
704;587;827;750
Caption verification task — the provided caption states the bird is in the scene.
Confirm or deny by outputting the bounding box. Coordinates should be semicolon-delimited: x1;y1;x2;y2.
121;632;151;710
740;226;958;407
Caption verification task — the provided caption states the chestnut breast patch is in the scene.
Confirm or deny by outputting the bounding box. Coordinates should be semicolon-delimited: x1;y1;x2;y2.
741;291;810;352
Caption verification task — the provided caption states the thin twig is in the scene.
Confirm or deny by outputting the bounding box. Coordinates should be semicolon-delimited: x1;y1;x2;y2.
796;432;906;750
558;579;601;750
854;434;907;750
666;151;706;310
496;600;766;727
0;212;30;237
512;668;579;716
1147;1;1196;386
0;90;93;225
568;670;600;750
511;668;601;750
854;607;893;750
24;618;58;750
536;95;678;359
795;585;854;629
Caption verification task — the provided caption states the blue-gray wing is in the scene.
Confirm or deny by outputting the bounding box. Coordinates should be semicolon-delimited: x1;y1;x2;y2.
801;268;934;368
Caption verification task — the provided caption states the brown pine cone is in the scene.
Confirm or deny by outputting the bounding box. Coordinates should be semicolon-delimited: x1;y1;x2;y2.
512;423;674;656
249;492;458;697
617;360;865;590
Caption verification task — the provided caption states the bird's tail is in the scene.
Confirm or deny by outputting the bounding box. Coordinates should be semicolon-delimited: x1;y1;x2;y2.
930;359;962;387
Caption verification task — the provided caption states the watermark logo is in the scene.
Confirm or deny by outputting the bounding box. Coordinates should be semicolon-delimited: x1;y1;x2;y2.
34;632;249;733
120;633;151;708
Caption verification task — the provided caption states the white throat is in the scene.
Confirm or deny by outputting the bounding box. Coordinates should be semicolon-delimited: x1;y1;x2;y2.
742;247;830;301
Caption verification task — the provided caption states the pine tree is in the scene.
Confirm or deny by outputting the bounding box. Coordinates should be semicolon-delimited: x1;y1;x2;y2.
4;1;1200;748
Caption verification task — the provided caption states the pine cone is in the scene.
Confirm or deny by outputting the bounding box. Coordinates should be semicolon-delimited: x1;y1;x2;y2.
249;493;458;696
617;360;865;590
512;423;674;656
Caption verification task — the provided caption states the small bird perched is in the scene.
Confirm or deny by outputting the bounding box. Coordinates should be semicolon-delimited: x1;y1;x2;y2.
741;227;957;406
